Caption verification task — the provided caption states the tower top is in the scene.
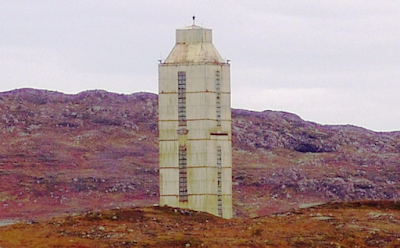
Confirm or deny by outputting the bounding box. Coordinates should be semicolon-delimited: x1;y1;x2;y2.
163;22;225;64
175;24;212;44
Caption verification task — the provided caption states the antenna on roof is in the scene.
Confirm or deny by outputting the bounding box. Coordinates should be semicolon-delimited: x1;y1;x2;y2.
192;15;195;25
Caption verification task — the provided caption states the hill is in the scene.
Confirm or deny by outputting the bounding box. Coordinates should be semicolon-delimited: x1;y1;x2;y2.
1;201;400;247
0;88;399;220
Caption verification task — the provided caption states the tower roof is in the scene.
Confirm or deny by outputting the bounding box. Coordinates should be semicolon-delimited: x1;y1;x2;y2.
163;24;225;64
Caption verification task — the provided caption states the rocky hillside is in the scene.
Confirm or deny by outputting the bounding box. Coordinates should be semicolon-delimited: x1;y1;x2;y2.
232;109;400;216
0;88;399;219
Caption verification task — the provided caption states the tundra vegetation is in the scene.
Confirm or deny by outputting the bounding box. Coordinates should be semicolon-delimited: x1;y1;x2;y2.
0;89;399;246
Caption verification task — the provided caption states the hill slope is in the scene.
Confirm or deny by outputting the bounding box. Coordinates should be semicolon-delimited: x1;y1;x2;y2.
0;88;399;219
1;201;400;247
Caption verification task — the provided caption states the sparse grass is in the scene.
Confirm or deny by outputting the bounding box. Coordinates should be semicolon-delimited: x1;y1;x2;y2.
1;202;400;247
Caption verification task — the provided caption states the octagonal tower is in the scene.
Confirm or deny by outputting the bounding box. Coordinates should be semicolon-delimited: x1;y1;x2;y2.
158;22;232;218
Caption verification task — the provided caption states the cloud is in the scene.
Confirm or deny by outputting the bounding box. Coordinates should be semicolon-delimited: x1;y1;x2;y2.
0;46;156;94
233;86;400;131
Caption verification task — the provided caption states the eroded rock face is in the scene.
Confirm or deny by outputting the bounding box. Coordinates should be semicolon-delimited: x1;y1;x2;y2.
0;88;399;219
233;109;400;154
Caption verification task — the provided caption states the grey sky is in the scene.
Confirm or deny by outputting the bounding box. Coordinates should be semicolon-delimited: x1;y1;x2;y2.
1;1;399;131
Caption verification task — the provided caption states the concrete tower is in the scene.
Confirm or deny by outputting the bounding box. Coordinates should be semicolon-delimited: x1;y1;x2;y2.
158;22;232;219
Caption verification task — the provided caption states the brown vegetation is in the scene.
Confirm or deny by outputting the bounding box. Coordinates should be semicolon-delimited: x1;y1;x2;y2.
1;201;400;247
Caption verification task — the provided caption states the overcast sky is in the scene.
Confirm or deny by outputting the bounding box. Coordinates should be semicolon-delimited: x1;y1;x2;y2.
1;1;399;131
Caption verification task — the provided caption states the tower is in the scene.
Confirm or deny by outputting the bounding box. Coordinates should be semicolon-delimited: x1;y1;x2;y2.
158;22;232;218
